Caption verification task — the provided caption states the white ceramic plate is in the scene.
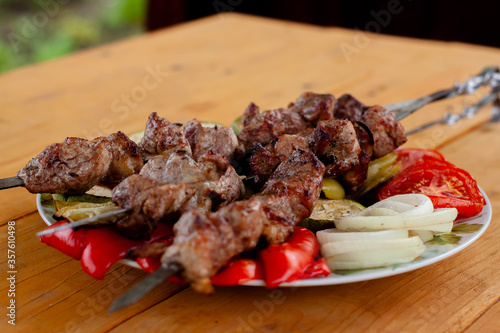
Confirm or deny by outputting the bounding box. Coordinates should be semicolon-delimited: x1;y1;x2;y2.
36;188;492;286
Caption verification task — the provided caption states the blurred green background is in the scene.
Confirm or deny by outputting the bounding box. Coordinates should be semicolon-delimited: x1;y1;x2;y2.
0;0;146;73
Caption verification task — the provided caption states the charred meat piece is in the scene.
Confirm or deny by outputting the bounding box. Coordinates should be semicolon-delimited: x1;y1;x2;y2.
314;119;367;177
361;105;407;158
162;198;266;294
184;119;241;161
94;131;143;184
288;92;335;125
140;151;243;212
138;112;192;161
237;102;308;150
254;150;325;244
17;137;112;194
333;95;407;158
140;152;207;185
250;134;311;184
112;175;196;239
333;94;367;122
213;165;246;207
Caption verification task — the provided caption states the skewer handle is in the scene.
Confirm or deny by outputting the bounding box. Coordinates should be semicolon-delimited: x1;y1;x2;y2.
386;66;500;121
36;208;132;237
0;176;24;190
108;262;183;313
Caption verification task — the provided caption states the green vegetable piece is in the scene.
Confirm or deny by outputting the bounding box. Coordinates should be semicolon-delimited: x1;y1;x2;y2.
230;116;243;135
299;199;364;232
349;152;400;200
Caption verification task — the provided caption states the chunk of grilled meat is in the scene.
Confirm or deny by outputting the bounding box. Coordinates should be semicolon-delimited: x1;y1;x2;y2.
162;198;266;294
17;137;112;194
333;93;367;122
237;102;309;151
249;135;311;184
288;92;335;125
140;151;207;185
184;119;241;161
113;150;244;238
140;151;244;211
139;112;192;161
254;150;325;244
237;92;337;150
314;119;370;191
94;131;144;184
361;105;407;158
333;94;407;158
239;92;406;162
112;175;196;239
249;120;369;192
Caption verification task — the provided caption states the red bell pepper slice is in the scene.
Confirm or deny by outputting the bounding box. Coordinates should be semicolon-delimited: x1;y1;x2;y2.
40;220;88;260
259;227;322;288
302;258;330;279
40;221;174;279
81;228;143;279
211;258;264;286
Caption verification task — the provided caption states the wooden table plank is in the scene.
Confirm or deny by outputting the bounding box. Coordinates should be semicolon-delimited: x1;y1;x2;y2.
2;14;500;224
0;13;499;332
0;213;188;332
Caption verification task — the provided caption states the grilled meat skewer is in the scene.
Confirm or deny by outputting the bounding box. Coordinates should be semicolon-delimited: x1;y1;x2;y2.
10;113;241;195
112;151;244;239
249;118;371;193
237;92;407;157
18;137;114;194
242;92;406;193
110;149;324;310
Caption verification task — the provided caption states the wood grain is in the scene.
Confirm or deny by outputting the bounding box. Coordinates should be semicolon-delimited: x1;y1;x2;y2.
1;14;500;224
0;13;499;332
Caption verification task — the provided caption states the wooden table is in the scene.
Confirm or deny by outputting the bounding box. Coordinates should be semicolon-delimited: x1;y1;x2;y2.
1;13;499;332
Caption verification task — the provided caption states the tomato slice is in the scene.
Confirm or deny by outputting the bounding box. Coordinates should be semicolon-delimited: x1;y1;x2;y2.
379;163;484;217
394;148;445;173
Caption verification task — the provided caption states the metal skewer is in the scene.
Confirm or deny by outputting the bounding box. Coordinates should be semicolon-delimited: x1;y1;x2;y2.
387;66;500;121
405;86;500;135
35;208;132;237
108;262;183;313
0;176;24;190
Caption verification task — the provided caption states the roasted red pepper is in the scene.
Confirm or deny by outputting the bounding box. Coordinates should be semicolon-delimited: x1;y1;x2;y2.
41;223;329;286
259;227;324;288
211;258;264;286
40;221;173;279
40;220;88;260
80;227;144;279
136;256;161;274
137;229;329;287
135;235;175;274
302;258;330;279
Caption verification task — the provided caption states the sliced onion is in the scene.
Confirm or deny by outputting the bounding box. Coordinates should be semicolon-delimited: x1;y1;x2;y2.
360;194;434;217
335;208;458;231
360;207;401;216
326;245;426;265
409;230;434;242
321;236;423;257
316;229;408;244
409;221;454;233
